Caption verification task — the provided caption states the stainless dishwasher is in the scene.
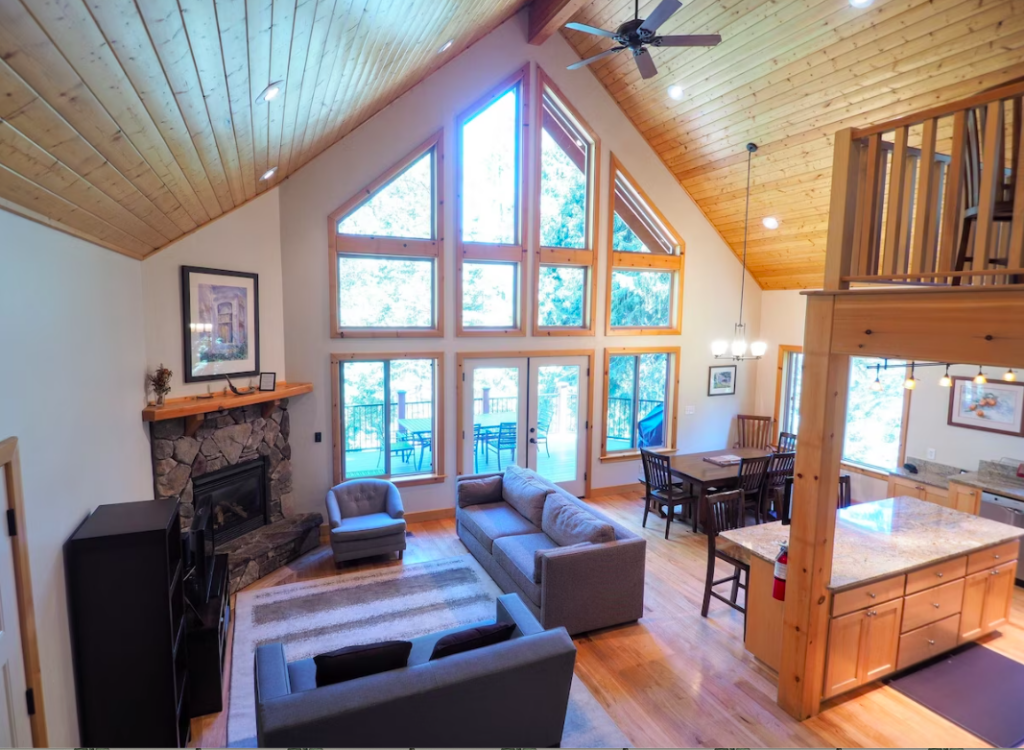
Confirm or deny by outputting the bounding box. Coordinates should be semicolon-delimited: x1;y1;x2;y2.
979;491;1024;585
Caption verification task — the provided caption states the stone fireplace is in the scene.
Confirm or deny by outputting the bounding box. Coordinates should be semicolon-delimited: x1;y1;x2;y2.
149;397;321;593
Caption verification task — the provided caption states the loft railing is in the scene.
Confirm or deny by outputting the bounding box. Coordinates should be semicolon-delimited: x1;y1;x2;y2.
826;79;1024;289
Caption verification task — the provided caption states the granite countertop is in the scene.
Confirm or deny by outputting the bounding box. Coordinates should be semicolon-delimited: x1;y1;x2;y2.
890;457;964;489
892;457;1024;501
720;495;1024;592
949;469;1024;503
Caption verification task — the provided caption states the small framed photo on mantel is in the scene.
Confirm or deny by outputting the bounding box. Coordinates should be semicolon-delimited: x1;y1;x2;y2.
708;365;737;397
259;372;277;392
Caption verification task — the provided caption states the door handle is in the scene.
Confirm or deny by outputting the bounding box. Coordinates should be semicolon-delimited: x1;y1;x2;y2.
529;427;536;433
529;438;538;444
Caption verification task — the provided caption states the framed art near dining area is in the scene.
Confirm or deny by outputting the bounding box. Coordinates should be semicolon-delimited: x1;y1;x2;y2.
708;365;737;397
947;376;1024;436
181;266;260;382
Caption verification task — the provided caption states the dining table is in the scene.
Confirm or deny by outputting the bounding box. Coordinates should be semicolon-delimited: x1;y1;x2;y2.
666;446;774;529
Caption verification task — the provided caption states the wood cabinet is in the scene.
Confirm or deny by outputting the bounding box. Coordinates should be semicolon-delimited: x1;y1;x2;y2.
948;481;982;514
887;474;950;506
824;598;903;698
959;560;1018;642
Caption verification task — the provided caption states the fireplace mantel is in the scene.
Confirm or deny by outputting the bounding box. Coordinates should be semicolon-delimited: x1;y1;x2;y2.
142;382;312;436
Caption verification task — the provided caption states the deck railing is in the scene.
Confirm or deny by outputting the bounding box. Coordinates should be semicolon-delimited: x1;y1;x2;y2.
827;80;1024;289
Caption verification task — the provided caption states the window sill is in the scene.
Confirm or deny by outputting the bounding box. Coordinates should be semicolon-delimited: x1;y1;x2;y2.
599;447;674;464
390;474;447;488
333;328;442;339
840;461;891;482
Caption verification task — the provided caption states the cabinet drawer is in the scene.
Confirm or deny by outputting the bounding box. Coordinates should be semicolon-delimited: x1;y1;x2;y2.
967;541;1019;575
832;575;906;617
905;556;967;595
901;578;964;632
897;614;961;671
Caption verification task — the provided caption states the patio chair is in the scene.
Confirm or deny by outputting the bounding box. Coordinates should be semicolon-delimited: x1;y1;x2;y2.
487;422;517;470
375;425;412;468
535;410;552;458
411;430;433;472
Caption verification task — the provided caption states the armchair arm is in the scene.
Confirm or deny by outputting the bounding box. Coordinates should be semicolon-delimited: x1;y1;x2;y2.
255;643;291;703
325;488;343;528
385;482;404;519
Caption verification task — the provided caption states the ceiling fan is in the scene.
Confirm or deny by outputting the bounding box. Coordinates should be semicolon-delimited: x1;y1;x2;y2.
565;0;721;80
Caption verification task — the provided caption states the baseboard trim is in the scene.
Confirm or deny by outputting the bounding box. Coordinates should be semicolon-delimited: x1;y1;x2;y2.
588;482;643;498
405;507;456;523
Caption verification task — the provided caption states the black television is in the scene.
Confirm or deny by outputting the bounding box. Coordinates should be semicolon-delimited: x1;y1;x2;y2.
188;502;215;604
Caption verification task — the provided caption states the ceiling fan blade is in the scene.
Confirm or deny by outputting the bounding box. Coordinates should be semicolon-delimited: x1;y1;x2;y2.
565;22;619;39
567;47;626;70
639;0;682;34
634;48;658;80
656;34;723;46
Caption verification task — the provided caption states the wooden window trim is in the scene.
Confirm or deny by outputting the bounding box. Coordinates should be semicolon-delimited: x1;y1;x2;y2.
454;349;595;498
330;352;445;484
605;154;685;336
532;68;599;337
456;64;530;337
773;344;803;443
600;346;681;457
328;132;444;339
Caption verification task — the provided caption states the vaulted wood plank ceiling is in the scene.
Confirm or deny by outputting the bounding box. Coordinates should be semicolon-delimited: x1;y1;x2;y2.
0;0;527;259
562;0;1024;289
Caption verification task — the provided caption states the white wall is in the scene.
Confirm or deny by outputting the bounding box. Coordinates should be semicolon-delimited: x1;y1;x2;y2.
141;190;286;398
754;290;808;417
0;211;153;746
279;11;762;515
905;364;1024;471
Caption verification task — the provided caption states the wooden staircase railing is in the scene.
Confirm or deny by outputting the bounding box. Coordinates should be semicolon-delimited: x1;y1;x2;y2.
825;79;1024;290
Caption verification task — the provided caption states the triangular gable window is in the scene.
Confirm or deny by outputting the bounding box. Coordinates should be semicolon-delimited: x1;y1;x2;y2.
612;170;676;255
337;148;435;240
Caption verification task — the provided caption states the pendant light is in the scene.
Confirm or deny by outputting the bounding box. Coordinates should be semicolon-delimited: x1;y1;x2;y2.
870;364;883;392
974;367;987;385
712;142;767;361
903;363;917;390
939;365;952;387
1004;369;1017;382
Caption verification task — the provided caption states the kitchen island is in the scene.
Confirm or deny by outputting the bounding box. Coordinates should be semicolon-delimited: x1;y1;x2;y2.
721;496;1023;699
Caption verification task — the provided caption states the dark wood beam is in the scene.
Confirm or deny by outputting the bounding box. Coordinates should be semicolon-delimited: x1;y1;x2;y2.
528;0;590;46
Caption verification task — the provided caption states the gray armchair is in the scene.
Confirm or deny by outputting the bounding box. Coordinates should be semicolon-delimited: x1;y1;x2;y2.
325;479;406;564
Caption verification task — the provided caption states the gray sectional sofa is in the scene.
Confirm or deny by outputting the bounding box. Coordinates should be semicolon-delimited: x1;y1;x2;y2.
254;594;576;748
456;465;646;635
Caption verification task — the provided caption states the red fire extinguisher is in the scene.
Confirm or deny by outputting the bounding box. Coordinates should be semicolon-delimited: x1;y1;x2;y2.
773;544;788;601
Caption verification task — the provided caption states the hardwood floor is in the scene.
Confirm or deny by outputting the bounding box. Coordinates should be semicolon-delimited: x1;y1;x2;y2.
191;490;1024;748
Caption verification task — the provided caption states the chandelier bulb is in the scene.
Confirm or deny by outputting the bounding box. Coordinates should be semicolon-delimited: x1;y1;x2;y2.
974;367;987;385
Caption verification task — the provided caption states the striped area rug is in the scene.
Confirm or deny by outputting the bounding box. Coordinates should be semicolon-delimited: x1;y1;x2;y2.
227;554;630;748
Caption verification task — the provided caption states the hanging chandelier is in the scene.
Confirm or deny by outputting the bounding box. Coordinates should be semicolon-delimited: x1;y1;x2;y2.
712;142;767;361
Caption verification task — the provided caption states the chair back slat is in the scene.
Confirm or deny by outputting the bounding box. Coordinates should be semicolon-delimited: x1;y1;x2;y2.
640;448;673;492
737;455;772;494
838;474;853;509
778;431;797;453
765;451;796;490
736;415;773;449
497;422;516;447
705;490;744;538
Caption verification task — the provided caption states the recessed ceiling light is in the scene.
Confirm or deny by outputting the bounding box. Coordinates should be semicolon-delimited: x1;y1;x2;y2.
762;216;779;229
438;39;453;54
260;167;278;181
667;84;684;100
849;0;873;7
257;81;283;103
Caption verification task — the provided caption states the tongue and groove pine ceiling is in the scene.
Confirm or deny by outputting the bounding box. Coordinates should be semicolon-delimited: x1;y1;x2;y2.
0;0;1022;289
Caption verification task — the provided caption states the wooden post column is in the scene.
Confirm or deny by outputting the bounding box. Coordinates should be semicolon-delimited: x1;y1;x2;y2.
778;293;850;719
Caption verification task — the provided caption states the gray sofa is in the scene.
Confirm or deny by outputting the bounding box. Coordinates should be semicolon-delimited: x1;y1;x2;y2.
325;478;407;564
254;593;576;748
456;465;646;636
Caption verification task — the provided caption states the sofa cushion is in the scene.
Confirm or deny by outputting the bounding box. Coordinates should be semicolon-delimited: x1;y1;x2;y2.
313;640;412;687
542;494;615;547
501;465;552;526
331;512;407;542
458;502;540;554
456;475;503;508
429;621;516;661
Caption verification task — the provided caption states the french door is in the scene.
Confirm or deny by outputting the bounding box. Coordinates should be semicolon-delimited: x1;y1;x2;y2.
462;355;588;496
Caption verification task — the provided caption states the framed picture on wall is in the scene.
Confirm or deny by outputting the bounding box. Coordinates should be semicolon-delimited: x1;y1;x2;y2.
947;376;1024;436
708;365;737;397
181;266;260;383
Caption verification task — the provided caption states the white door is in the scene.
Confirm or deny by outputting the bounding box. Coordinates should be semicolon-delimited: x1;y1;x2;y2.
0;467;31;748
463;357;588;496
528;357;588;496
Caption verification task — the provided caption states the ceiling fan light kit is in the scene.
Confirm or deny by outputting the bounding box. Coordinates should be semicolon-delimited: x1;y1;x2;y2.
565;0;722;81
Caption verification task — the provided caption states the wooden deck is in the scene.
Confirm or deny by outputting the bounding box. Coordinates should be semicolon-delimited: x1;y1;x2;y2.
191;489;1024;748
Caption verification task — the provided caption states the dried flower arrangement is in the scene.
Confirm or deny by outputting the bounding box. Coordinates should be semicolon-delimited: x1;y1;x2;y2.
147;364;173;406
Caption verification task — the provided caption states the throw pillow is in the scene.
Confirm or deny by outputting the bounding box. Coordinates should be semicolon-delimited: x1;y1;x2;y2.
534;541;591;582
456;475;503;508
501;465;551;526
542;494;616;547
314;640;413;687
429;621;516;661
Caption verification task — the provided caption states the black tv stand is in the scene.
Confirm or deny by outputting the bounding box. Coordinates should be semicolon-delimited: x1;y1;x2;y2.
186;553;230;717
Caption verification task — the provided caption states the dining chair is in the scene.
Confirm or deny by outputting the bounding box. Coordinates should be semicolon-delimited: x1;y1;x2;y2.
701;489;749;632
640;448;698;538
779;476;793;525
487;422;517;470
838;474;853;509
777;431;797;453
734;415;773;450
737;454;773;524
761;451;796;522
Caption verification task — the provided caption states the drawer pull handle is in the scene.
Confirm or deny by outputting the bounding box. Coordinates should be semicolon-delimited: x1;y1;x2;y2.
866;610;877;617
936;572;944;578
992;570;1000;576
927;639;936;646
993;554;1000;559
868;592;877;599
932;602;941;608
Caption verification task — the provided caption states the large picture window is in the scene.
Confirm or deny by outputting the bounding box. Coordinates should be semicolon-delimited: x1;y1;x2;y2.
456;66;528;335
843;358;909;472
331;353;444;485
532;69;598;335
606;156;684;335
602;347;680;457
328;132;443;337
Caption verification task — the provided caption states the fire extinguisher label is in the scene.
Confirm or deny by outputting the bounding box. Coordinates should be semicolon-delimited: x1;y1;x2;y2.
774;559;787;580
